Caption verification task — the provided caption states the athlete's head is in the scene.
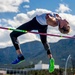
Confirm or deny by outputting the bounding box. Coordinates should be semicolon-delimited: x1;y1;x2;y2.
58;19;70;34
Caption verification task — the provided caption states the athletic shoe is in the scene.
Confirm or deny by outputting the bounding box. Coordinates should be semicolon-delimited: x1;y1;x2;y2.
12;56;25;64
49;58;55;73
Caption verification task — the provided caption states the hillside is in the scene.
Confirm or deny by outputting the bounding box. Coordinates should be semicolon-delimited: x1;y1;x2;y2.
0;38;75;68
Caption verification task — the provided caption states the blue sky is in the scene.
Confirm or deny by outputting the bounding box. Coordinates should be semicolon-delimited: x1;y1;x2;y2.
0;0;75;48
0;0;74;19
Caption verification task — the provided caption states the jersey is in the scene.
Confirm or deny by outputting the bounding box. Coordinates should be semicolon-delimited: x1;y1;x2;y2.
36;13;57;25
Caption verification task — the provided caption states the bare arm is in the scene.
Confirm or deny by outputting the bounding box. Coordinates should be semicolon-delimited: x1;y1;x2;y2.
46;14;56;23
46;13;61;26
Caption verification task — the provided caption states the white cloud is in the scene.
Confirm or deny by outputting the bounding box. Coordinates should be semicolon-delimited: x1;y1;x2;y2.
18;32;40;43
0;0;30;12
7;9;52;28
0;8;75;48
56;4;71;13
23;5;30;8
4;13;30;28
0;30;11;48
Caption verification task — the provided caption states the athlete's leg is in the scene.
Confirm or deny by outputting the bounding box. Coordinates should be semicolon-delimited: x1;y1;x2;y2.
10;18;36;64
10;23;32;54
10;17;39;55
38;27;55;73
38;26;52;58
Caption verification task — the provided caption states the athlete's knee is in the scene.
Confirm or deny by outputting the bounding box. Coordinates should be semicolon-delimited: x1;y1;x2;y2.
10;31;17;38
10;32;17;42
10;32;14;38
10;31;19;41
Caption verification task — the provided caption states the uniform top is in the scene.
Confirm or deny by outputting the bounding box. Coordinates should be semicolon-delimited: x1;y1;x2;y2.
36;13;57;25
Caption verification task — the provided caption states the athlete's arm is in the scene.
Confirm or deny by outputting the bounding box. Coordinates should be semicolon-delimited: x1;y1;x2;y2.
46;14;56;23
46;13;62;26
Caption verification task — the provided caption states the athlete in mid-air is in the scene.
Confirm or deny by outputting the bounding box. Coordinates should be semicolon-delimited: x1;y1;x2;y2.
10;12;70;72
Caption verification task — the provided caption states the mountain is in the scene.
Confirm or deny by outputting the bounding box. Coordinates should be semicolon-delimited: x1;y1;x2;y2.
0;38;75;68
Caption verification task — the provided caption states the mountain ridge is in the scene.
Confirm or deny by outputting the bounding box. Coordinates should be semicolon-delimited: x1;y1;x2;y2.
0;38;75;68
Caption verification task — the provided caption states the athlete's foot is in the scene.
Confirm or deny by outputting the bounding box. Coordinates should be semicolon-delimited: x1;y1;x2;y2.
12;56;25;64
49;58;55;73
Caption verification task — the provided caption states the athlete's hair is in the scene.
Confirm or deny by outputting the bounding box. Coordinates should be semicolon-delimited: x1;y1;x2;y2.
58;24;70;34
